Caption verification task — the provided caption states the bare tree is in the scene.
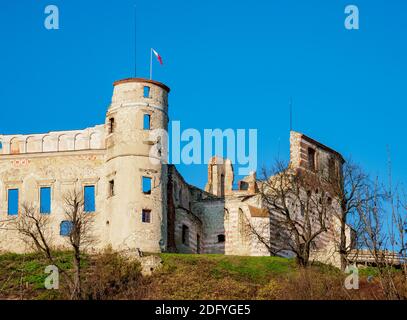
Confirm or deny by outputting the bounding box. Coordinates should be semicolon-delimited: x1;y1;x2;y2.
356;179;405;299
399;193;407;277
12;188;95;300
62;189;96;300
12;203;76;296
13;203;55;262
330;160;369;271
258;161;332;267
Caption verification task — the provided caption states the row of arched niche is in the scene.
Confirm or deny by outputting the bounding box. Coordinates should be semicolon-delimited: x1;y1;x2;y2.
0;131;103;155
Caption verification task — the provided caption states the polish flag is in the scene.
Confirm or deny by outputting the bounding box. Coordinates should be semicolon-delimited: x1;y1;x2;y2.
152;49;163;65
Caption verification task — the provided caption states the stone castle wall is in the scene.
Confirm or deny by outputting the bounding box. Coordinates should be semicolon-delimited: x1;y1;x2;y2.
0;77;349;268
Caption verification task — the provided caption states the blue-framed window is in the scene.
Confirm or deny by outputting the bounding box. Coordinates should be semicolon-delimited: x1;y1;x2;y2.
143;114;151;130
142;176;152;194
143;86;150;98
8;189;18;216
142;209;151;223
0;141;3;150
60;221;73;236
40;187;51;214
84;185;95;212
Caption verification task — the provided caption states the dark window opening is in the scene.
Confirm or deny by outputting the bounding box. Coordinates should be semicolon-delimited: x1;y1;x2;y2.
142;176;152;194
143;114;151;130
40;187;51;214
182;225;189;246
308;148;316;171
108;118;115;134
217;234;225;243
143;86;150;98
109;180;115;197
327;197;332;206
239;181;249;191
142;209;151;223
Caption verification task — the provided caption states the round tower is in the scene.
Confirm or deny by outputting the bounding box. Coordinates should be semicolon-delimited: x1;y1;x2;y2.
104;78;170;252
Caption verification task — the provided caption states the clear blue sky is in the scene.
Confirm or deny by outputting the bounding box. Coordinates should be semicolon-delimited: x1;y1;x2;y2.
1;0;406;189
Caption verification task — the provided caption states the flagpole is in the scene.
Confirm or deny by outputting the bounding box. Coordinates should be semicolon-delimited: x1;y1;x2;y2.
150;48;153;80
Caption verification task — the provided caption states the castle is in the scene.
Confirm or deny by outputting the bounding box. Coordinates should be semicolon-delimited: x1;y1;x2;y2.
0;78;351;266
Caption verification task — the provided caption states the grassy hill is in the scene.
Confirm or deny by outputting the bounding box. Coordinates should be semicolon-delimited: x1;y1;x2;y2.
0;251;383;300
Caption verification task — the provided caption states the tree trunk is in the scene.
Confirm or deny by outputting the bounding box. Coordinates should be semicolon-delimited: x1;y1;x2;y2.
72;249;81;300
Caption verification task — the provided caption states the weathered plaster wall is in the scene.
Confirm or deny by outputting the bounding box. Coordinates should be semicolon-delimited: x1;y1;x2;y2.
0;151;106;253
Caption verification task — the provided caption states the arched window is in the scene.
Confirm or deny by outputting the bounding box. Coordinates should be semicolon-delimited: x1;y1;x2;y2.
10;138;20;154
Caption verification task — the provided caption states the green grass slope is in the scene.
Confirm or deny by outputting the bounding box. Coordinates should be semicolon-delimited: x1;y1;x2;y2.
0;251;382;300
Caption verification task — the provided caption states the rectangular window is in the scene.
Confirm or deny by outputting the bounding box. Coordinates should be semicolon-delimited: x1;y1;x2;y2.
60;221;73;236
109;180;115;197
108;118;115;134
84;185;95;212
182;225;189;246
308;148;316;171
143;86;150;98
142;209;151;223
143;114;151;130
40;187;51;214
8;189;18;216
142;176;152;194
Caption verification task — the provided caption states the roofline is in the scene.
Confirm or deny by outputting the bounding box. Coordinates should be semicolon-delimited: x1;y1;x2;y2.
113;78;170;93
293;131;345;163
